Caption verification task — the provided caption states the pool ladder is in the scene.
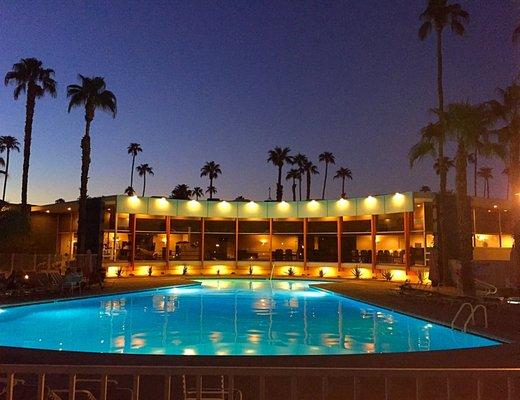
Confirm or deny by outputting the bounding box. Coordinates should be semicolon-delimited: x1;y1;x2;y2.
451;302;488;332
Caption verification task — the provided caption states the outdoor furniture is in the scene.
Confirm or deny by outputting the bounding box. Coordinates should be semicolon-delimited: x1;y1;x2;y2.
61;269;84;294
284;249;293;261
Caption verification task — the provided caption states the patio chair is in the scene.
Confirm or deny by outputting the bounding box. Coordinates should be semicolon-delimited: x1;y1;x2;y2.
284;249;293;261
61;269;84;294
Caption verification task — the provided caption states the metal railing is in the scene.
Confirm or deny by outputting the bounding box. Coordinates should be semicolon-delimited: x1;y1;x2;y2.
0;364;518;400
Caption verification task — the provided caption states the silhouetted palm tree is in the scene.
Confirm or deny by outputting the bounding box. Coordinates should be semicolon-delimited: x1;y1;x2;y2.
285;168;300;201
419;0;469;286
136;164;153;197
127;143;142;191
4;58;57;208
420;185;431;193
200;161;221;200
333;167;352;198
291;153;308;201
170;184;192;200
444;102;492;296
478;167;493;198
124;186;135;196
303;160;319;200
0;136;20;202
193;186;203;200
318;151;335;200
513;22;520;43
67;75;116;254
206;185;217;198
267;147;292;201
433;156;454;177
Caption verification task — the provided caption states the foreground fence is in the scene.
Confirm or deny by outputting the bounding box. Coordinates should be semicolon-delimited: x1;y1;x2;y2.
0;364;519;400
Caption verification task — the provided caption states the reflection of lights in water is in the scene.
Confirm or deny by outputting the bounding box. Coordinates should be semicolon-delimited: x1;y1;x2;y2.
101;299;126;315
364;343;375;353
216;350;228;355
248;333;261;343
321;335;339;347
183;348;197;355
131;337;145;349
209;331;222;343
113;336;125;348
289;298;298;308
344;336;352;350
245;348;256;354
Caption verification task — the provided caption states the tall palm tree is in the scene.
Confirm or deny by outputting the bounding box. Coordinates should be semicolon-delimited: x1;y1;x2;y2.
419;0;469;286
303;161;319;200
200;161;222;200
67;75;117;254
477;167;493;198
193;186;204;200
291;153;308;201
444;102;492;296
333;167;352;198
433;156;454;177
136;164;153;197
318;151;335;200
127;143;142;190
285;168;300;201
4;58;57;208
502;167;510;199
0;136;20;202
267;147;292;202
170;184;192;200
206;185;217;198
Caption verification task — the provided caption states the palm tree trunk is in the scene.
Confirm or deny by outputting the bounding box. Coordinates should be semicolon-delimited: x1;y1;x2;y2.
298;176;302;201
473;153;478;197
509;137;520;285
292;178;296;201
209;177;213;199
341;177;345;198
455;142;475;296
435;27;450;286
321;163;328;200
2;149;9;202
21;87;36;210
306;171;311;200
77;115;92;255
482;180;485;197
130;155;136;188
276;166;283;201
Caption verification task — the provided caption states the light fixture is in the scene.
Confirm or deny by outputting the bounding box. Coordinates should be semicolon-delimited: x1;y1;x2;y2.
67;207;72;211
45;210;50;213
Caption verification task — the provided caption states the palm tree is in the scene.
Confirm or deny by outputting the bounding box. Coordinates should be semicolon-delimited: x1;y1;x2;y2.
513;22;520;43
302;160;319;200
291;153;308;200
206;185;217;198
170;184;192;200
193;186;204;200
136;164;153;197
420;185;431;193
502;167;510;199
419;0;469;287
477;167;493;198
67;75;116;254
443;102;492;296
200;161;222;200
267;147;292;202
127;143;142;191
318;151;335;200
124;186;135;196
285;168;300;201
433;156;454;176
333;167;353;198
0;136;20;202
4;58;57;208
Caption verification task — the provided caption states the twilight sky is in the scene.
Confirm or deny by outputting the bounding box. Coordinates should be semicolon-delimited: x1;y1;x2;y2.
0;1;518;204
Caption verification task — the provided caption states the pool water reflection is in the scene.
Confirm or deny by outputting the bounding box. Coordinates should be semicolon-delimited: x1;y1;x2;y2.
0;279;498;355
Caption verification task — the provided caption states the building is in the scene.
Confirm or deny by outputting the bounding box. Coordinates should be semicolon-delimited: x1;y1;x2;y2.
29;191;513;281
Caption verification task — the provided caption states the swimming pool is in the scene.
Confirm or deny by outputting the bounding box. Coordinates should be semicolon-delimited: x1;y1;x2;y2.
0;279;498;356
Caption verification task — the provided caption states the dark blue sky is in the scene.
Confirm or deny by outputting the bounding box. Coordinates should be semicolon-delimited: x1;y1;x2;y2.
0;1;518;204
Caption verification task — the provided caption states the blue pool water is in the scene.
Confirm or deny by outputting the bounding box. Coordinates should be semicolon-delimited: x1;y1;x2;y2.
0;279;498;356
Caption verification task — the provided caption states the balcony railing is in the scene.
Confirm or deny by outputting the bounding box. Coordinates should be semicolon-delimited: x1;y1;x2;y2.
0;363;518;400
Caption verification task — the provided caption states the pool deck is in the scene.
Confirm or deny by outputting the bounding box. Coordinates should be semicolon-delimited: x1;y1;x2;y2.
0;276;519;368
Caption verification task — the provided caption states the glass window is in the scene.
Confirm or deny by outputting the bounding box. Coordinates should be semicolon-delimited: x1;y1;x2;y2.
341;234;372;263
170;233;201;261
474;208;500;233
377;214;403;232
171;219;201;233
375;233;405;264
205;220;235;233
136;217;165;232
343;217;371;233
238;220;270;261
204;220;236;261
135;232;166;260
307;220;337;262
272;220;303;261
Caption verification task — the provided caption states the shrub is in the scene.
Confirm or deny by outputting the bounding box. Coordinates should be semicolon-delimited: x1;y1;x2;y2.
182;266;188;275
318;269;325;278
352;266;362;279
116;268;123;278
249;266;253;276
148;267;152;277
217;269;220;275
381;270;393;282
287;267;295;276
